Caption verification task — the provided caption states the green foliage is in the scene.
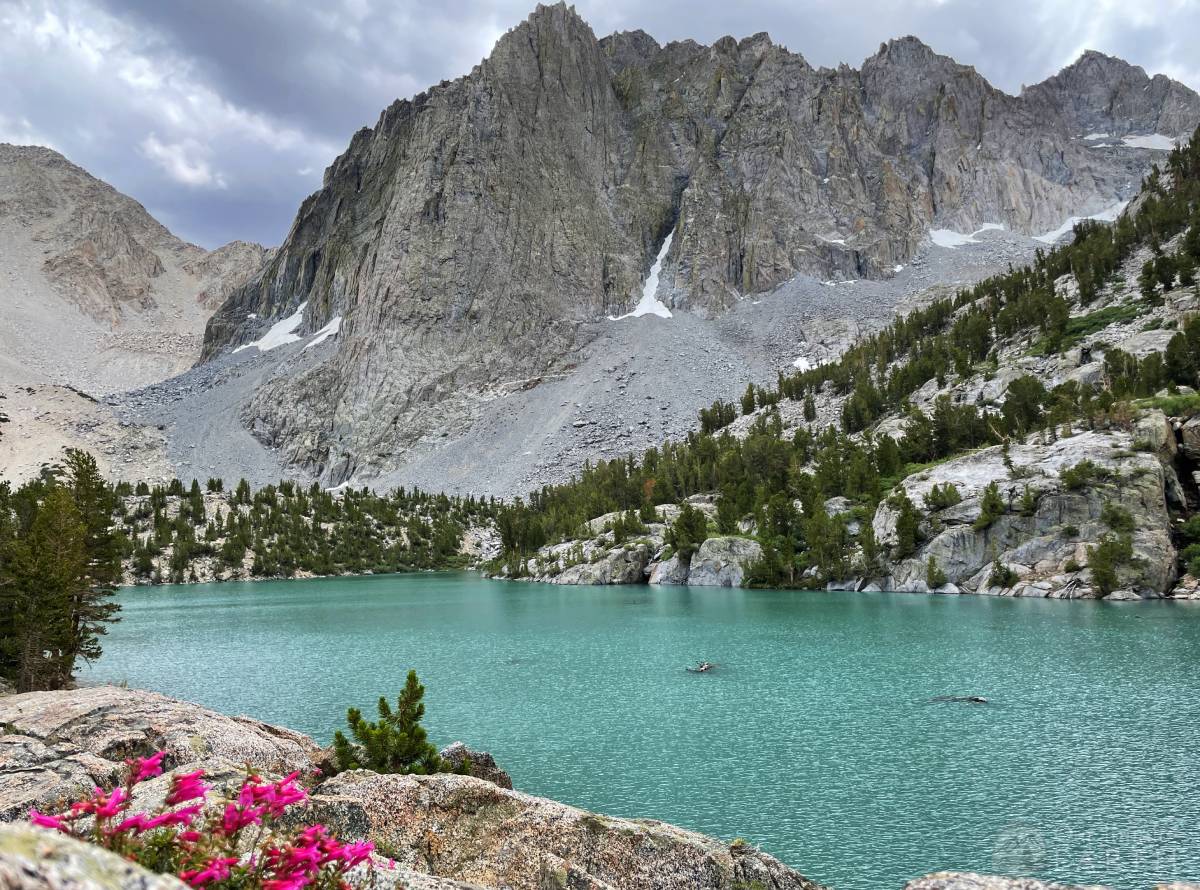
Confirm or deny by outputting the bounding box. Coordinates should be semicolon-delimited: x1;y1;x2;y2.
1136;392;1200;415
891;491;921;559
121;477;488;583
1101;501;1135;534
926;556;947;588
0;449;121;691
924;482;962;511
1088;534;1133;595
1029;303;1146;355
333;670;446;775
988;558;1019;589
973;482;1005;531
1018;485;1038;517
1060;460;1107;491
740;383;756;416
666;503;710;561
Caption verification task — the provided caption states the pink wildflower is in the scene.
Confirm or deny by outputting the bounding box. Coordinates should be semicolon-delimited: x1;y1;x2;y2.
339;840;374;869
180;856;239;887
166;770;209;806
75;787;128;820
29;809;70;834
221;802;263;834
127;751;165;783
114;813;153;834
178;830;202;843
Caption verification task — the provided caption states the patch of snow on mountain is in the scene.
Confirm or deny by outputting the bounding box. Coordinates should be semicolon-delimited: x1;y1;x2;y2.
609;233;673;320
1035;201;1130;244
233;302;307;353
1121;134;1176;150
929;223;1005;248
304;316;342;350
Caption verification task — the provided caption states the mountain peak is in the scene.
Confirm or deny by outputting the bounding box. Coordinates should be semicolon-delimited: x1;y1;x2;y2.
1059;49;1145;80
872;35;938;63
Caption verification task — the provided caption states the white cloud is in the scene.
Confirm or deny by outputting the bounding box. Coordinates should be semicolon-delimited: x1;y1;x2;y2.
140;134;226;188
0;114;58;150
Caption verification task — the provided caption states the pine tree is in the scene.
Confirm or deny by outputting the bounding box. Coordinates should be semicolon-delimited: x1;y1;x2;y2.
740;383;756;416
1;486;87;691
61;450;121;668
665;503;709;560
333;670;446;775
891;491;921;559
974;482;1005;531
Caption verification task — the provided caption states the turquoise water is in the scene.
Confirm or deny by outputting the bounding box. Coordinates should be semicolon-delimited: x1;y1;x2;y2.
80;574;1200;889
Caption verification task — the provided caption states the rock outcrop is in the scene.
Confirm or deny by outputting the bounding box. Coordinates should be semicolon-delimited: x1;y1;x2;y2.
871;429;1177;599
0;686;321;820
686;536;764;587
311;770;825;890
437;742;513;789
198;3;1200;486
0;824;187;890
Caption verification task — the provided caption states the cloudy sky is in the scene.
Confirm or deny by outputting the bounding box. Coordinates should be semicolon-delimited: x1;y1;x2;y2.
2;0;1197;249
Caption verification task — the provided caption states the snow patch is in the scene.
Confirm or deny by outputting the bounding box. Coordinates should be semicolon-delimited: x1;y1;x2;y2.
609;233;673;320
893;264;904;273
819;233;847;246
1082;132;1110;140
1121;134;1176;150
233;302;308;353
1034;200;1129;244
793;356;825;371
929;223;1004;248
304;316;342;350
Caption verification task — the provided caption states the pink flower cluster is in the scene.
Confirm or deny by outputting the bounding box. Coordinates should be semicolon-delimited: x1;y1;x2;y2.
29;751;378;890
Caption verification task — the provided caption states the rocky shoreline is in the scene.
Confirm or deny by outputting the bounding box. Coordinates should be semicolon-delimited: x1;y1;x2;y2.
0;687;1195;889
499;420;1200;602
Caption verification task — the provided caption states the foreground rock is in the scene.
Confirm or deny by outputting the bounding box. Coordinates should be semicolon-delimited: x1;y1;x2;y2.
0;824;186;889
312;770;824;890
0;686;320;820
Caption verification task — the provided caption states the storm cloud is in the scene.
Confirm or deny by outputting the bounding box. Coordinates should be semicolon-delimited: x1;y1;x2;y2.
2;0;1197;248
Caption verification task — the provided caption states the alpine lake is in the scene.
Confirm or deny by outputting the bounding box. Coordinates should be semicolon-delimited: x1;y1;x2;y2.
80;572;1200;889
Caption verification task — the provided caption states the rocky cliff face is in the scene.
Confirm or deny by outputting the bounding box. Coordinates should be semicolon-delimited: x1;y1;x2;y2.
869;429;1178;599
199;3;1200;486
0;144;265;394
